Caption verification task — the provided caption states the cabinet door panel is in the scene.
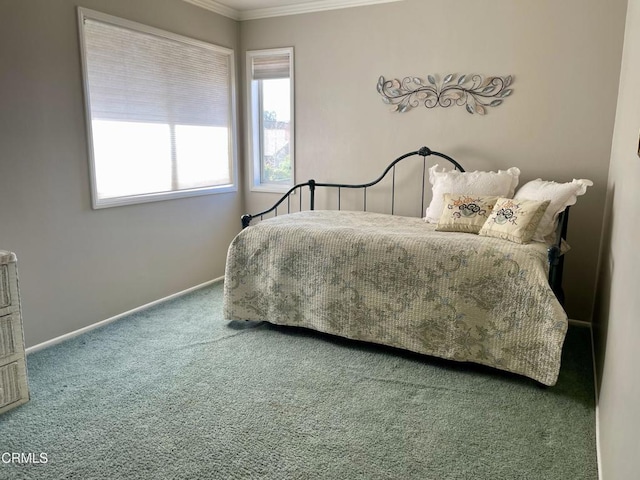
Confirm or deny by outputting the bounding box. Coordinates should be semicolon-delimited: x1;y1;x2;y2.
0;360;28;411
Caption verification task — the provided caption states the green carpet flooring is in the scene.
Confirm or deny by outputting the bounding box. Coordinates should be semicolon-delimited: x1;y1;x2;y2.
0;282;597;479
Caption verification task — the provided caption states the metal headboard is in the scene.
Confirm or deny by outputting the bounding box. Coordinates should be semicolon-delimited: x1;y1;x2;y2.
241;146;464;229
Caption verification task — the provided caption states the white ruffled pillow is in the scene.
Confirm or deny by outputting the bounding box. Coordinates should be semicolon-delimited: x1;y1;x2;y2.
514;178;593;242
425;165;521;223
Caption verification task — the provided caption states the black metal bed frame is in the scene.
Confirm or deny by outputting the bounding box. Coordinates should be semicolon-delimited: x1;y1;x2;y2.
240;146;568;304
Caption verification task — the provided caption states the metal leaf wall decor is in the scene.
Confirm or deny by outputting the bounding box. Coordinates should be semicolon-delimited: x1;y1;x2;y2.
376;74;513;115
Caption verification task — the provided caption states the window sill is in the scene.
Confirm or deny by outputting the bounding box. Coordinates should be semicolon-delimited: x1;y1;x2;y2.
93;184;237;209
250;184;293;194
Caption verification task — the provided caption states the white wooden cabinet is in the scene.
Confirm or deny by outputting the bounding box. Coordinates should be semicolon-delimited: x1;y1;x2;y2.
0;250;29;414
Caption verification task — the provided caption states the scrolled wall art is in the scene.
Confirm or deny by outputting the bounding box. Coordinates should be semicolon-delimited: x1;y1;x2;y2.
377;74;513;115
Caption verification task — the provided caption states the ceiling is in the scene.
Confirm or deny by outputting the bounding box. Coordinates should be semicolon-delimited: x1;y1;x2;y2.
183;0;403;21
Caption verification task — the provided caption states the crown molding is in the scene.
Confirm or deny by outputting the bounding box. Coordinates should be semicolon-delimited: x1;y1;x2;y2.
182;0;241;20
240;0;403;21
183;0;403;21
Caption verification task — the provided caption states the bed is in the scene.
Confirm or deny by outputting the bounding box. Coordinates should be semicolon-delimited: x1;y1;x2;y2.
224;147;587;386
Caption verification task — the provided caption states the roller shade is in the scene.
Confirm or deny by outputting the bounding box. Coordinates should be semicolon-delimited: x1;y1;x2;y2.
251;52;291;80
82;17;231;127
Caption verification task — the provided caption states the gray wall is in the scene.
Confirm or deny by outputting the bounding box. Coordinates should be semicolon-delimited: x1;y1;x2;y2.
0;0;242;347
594;0;640;477
2;0;639;474
240;0;627;322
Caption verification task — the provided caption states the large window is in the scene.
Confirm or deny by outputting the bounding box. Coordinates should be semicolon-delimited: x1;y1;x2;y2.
247;48;294;192
78;8;237;208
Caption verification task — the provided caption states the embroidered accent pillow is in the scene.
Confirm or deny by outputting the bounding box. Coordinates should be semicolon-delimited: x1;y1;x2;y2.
479;198;551;244
425;165;521;223
436;194;498;233
514;178;593;243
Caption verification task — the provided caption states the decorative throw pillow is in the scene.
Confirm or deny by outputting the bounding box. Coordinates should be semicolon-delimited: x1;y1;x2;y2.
479;198;551;244
436;194;498;233
514;178;593;242
425;165;521;223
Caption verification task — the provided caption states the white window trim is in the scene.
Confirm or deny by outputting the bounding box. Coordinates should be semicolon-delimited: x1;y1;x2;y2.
246;47;295;193
77;7;238;209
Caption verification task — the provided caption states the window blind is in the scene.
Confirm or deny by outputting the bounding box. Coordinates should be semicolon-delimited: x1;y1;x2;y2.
83;18;231;127
251;53;291;80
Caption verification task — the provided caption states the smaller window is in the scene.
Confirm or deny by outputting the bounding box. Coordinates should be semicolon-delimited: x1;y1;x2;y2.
247;48;294;192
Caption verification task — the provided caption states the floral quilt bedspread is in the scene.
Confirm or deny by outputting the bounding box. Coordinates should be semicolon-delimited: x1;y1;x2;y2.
223;210;568;385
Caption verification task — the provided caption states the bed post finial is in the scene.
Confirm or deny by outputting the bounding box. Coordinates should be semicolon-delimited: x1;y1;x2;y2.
418;146;432;157
241;214;253;229
309;179;316;210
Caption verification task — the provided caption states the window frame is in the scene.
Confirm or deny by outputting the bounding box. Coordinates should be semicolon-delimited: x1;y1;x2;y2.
246;47;295;193
77;7;238;209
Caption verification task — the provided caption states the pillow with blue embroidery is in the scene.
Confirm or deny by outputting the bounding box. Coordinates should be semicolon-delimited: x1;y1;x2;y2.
436;194;498;234
478;198;550;244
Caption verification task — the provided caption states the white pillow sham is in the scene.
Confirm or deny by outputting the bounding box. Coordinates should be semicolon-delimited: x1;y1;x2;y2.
424;165;521;223
513;178;593;242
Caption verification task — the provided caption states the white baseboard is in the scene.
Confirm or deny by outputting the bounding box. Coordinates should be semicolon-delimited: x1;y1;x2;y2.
596;405;602;480
589;324;603;480
567;318;601;479
26;277;224;355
